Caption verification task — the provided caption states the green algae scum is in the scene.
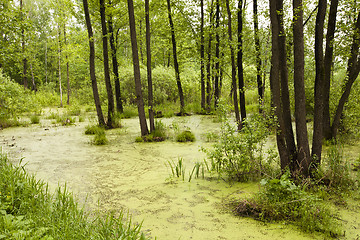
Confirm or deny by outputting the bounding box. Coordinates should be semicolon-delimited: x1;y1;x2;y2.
1;115;360;239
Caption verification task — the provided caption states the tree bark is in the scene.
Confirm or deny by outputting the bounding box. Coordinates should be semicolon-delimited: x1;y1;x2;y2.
312;0;327;166
145;0;155;132
127;0;149;136
166;0;185;114
293;0;311;176
323;0;339;140
200;0;205;111
226;0;241;130
269;0;289;170
108;0;123;113
100;0;115;128
214;0;220;108
238;0;246;122
206;1;214;112
253;0;264;110
64;24;70;105
20;0;28;90
82;0;105;127
58;24;63;107
277;0;297;164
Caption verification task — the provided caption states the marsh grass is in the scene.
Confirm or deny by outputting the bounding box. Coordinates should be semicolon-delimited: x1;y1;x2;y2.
0;153;148;239
30;115;40;124
233;173;342;238
176;130;195;142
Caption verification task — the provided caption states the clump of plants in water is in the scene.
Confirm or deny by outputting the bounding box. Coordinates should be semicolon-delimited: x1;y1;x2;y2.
0;153;148;239
30;115;40;124
202;102;276;182
232;173;342;237
176;130;195;142
85;125;108;145
135;120;167;142
167;158;207;182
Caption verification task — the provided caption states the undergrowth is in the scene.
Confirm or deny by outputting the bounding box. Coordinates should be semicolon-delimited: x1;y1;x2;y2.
0;153;148;239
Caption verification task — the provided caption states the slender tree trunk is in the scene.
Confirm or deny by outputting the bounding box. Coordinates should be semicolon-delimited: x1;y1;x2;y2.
293;0;310;176
238;0;246;122
200;0;206;111
108;0;123;113
277;0;296;164
82;0;105;127
269;0;289;170
226;0;241;130
253;0;264;111
20;0;28;90
30;62;37;92
145;0;155;132
139;20;144;64
45;39;48;84
323;0;339;140
100;0;115;128
331;11;360;139
64;24;70;105
58;25;63;107
166;0;185;114
127;0;149;136
312;0;327;166
214;0;220;108
206;1;214;112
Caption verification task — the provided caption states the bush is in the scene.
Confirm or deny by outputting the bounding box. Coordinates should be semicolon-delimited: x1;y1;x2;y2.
93;128;108;145
234;174;342;237
203;102;274;182
30;115;40;124
176;130;195;142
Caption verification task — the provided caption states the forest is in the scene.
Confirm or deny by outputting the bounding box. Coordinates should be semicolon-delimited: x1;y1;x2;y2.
1;0;360;239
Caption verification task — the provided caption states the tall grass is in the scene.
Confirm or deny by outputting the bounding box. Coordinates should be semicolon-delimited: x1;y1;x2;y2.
0;152;148;239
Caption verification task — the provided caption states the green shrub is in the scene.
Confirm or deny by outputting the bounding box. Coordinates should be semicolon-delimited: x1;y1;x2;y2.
203;102;273;182
234;174;342;237
176;130;195;142
92;128;108;145
85;125;102;135
30;115;40;124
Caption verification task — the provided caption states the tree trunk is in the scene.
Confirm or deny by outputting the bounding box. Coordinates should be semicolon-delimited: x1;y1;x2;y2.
214;0;220;108
293;0;311;176
166;0;185;114
64;24;70;105
323;0;339;140
253;0;264;111
20;0;28;90
127;0;149;136
226;0;241;130
237;0;246;122
100;0;115;128
206;1;214;112
82;0;105;127
269;0;289;170
145;0;155;132
277;0;296;164
58;25;63;107
108;0;123;113
30;62;37;92
312;0;327;166
45;39;48;84
331;11;360;139
200;0;205;111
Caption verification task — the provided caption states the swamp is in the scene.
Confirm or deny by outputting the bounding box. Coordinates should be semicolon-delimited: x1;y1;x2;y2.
1;0;360;239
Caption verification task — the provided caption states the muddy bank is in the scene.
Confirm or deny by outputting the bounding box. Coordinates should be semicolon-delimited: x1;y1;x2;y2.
0;115;358;239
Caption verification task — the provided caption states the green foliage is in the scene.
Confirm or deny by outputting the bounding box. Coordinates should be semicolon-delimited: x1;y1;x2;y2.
85;125;102;135
176;130;195;142
30;115;40;124
234;174;342;237
0;153;148;239
203;102;275;182
92;128;108;145
167;158;186;181
136;121;167;142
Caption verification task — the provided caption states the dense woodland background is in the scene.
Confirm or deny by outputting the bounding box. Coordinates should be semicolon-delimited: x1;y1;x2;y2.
1;0;360;178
